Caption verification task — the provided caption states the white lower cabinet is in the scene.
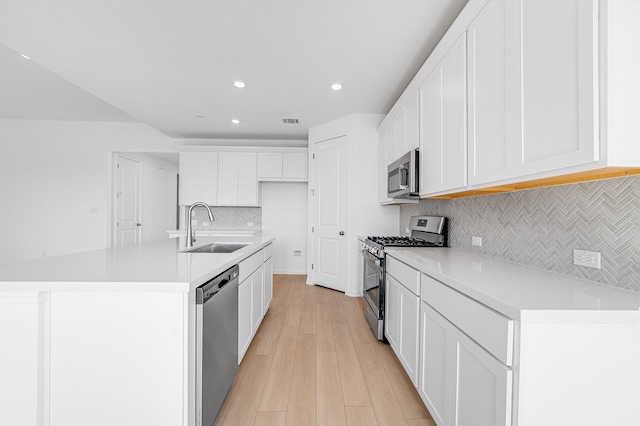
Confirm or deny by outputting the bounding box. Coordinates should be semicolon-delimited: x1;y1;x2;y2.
384;274;400;349
453;326;513;426
238;275;253;362
398;282;419;386
385;255;421;386
420;274;513;426
238;243;273;363
420;302;450;426
263;256;273;310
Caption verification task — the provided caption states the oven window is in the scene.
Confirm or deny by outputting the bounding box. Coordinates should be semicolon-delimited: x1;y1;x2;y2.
363;257;381;312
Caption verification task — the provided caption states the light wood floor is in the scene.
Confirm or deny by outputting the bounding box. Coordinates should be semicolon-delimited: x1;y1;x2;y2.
214;275;435;426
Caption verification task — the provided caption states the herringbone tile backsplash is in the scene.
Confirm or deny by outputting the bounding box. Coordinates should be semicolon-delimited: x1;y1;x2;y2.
400;176;640;291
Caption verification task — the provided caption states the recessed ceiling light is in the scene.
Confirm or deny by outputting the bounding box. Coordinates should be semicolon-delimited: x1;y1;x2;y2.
20;53;31;60
331;83;343;91
233;81;246;88
231;119;240;124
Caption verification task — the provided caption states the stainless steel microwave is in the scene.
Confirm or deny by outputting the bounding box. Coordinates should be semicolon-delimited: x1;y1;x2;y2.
387;149;419;199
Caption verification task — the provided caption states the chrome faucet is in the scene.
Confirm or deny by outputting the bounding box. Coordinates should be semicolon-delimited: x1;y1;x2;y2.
186;203;215;248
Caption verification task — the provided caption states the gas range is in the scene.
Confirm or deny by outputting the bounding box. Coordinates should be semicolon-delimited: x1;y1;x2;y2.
362;216;448;259
361;215;448;341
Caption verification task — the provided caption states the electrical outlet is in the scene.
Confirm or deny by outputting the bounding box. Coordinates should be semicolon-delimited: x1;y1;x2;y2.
247;222;254;227
472;236;482;247
405;228;410;235
573;250;601;269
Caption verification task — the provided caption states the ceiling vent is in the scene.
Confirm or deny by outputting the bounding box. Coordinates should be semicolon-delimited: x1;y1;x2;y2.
282;118;300;124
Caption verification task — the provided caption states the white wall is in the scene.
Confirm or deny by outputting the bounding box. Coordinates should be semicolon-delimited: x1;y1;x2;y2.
0;119;178;264
261;182;308;274
114;152;178;242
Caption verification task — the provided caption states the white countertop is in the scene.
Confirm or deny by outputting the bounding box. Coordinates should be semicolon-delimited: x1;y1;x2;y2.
385;247;640;323
166;229;256;236
0;234;274;292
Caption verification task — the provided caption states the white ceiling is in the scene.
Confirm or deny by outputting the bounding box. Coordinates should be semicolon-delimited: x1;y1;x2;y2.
0;0;468;142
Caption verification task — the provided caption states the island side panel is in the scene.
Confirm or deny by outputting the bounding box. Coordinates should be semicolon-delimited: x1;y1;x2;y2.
48;291;186;426
0;292;41;426
516;321;640;425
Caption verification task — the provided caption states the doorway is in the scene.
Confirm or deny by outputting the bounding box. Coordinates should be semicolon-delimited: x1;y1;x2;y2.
110;152;179;247
113;155;142;246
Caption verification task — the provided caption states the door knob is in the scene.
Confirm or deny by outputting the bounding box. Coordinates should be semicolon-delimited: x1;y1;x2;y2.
339;231;345;236
136;223;142;227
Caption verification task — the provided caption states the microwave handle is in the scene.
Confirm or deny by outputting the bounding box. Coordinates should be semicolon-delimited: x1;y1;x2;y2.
399;164;409;189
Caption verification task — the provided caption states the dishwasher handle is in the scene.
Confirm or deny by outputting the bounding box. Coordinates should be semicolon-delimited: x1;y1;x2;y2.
196;265;239;305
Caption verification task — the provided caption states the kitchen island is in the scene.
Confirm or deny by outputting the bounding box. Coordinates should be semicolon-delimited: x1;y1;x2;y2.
0;234;274;426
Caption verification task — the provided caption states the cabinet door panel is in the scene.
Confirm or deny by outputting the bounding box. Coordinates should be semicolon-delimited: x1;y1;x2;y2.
516;0;598;173
452;328;513;426
394;109;407;159
405;93;420;152
179;152;218;205
257;153;283;179
238;280;252;363
384;274;400;350
263;257;273;311
468;0;513;185
237;153;258;205
251;266;264;333
379;124;395;204
218;152;240;205
218;152;258;206
398;285;419;386
283;153;308;179
440;34;467;191
420;302;450;426
421;33;467;196
420;68;442;195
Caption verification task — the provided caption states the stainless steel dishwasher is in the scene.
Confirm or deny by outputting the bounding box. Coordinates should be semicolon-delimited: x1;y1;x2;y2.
196;264;239;426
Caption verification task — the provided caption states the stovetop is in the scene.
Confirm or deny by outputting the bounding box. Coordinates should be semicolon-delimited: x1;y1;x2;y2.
366;236;438;248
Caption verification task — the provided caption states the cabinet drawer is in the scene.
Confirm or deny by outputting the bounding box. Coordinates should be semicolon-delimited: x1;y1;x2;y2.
421;274;514;365
239;250;263;283
386;256;420;295
264;243;273;261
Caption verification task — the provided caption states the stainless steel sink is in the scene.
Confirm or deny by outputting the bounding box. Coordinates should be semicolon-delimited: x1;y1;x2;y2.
186;243;249;254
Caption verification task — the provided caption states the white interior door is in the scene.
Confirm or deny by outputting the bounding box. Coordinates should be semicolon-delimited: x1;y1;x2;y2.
313;136;348;292
114;155;141;246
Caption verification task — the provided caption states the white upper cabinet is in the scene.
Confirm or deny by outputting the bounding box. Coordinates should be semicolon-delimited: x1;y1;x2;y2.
179;152;218;205
282;152;308;180
393;93;420;160
257;151;308;181
257;152;283;180
393;108;407;160
405;93;420;153
515;0;598;175
420;33;467;196
467;0;514;185
378;123;395;204
468;0;599;185
379;0;640;199
218;152;258;206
